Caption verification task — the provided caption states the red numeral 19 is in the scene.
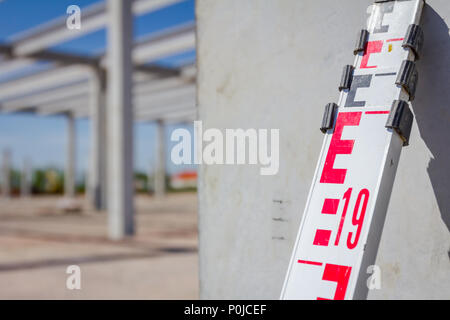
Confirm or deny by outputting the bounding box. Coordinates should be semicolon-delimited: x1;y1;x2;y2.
347;188;369;249
334;188;370;249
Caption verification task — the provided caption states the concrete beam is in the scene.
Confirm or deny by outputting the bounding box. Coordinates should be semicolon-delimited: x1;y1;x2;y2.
1;68;192;114
132;23;196;64
100;26;196;67
0;71;155;112
136;83;195;105
2;41;180;80
0;65;91;101
0;58;37;76
138;107;197;123
0;63;195;116
134;72;195;96
65;83;195;120
1;82;90;113
12;0;184;56
107;0;135;239
136;100;195;119
37;98;89;116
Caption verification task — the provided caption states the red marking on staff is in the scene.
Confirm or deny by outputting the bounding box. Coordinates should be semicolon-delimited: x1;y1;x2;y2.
321;198;340;215
360;40;383;69
386;38;404;42
320;112;362;184
365;111;390;114
298;260;323;266
317;264;352;300
346;188;370;250
334;187;352;246
313;229;332;246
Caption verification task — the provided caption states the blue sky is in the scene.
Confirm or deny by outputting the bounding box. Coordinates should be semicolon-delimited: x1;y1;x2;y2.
0;0;196;177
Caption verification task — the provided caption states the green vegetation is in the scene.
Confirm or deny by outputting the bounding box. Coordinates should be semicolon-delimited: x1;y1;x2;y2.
0;168;196;195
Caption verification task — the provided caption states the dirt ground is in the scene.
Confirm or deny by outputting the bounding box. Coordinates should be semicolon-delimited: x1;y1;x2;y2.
0;193;198;299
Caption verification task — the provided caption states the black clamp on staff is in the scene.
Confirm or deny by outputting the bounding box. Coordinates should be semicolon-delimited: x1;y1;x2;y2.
396;60;418;101
319;63;354;133
402;24;424;59
387;23;424;145
386;100;414;146
339;65;355;91
354;29;369;55
320;61;355;133
320;103;339;134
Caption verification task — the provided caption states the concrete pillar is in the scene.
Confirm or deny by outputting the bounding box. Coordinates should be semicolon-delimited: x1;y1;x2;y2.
65;112;76;198
106;0;134;239
147;160;154;195
21;157;31;197
1;149;11;198
88;70;107;210
154;119;166;198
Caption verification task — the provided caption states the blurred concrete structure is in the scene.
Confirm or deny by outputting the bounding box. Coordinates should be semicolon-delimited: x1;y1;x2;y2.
106;0;134;239
154;119;167;198
88;71;107;210
0;0;197;240
197;0;450;299
1;149;11;198
21;157;31;197
65;112;76;198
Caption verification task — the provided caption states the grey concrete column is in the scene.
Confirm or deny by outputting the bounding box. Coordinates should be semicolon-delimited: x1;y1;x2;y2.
106;0;134;239
88;70;107;210
154;119;166;198
147;159;154;194
65;112;76;198
1;149;11;198
21;157;31;197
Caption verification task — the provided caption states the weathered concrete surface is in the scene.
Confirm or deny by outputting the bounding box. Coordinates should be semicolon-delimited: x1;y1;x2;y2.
197;0;450;299
0;194;198;299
